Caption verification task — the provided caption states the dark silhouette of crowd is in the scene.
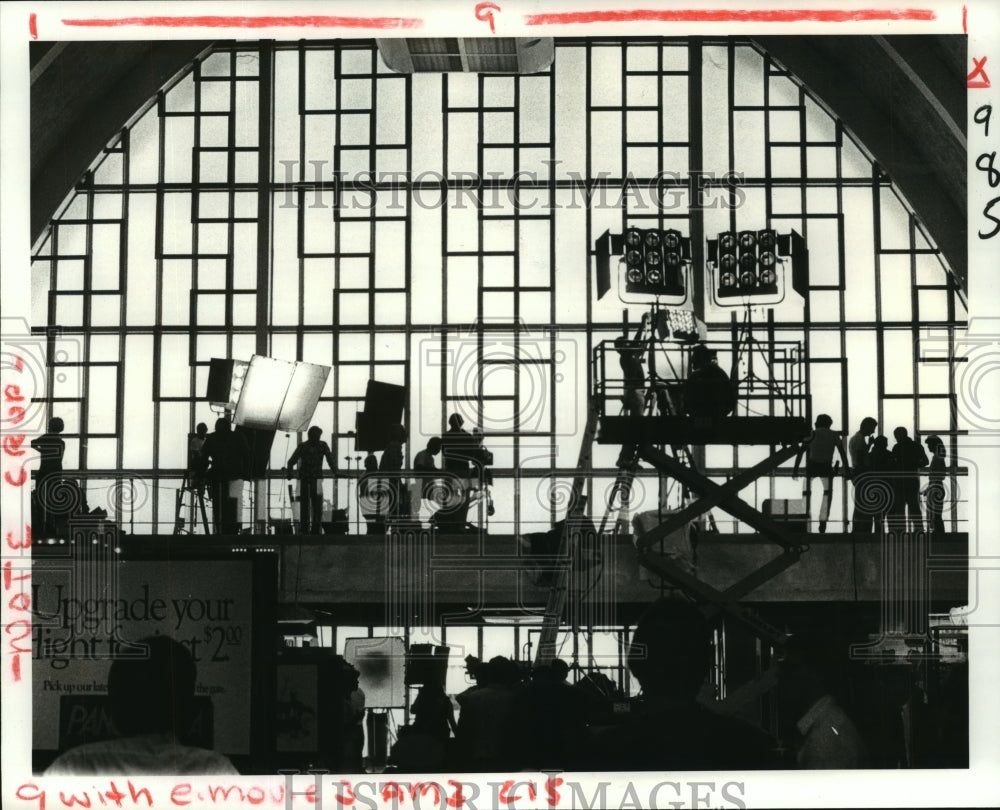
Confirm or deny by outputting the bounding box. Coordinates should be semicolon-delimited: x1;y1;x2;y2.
849;417;942;533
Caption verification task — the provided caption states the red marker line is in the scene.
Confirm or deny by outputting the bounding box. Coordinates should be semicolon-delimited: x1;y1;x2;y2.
61;14;423;30
29;13;37;39
525;8;936;25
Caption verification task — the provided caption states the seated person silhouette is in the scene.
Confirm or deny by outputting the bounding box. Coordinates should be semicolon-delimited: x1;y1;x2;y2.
683;344;736;418
585;599;779;770
45;635;238;775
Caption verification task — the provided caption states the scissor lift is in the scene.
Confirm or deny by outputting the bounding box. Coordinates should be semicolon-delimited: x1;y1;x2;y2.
536;336;813;712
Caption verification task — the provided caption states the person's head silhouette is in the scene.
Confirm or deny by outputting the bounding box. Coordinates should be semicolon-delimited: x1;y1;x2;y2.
49;417;65;434
307;425;323;441
108;635;197;738
214;418;232;434
627;599;713;699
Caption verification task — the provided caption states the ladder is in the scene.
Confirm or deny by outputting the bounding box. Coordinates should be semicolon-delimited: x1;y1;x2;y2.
173;473;210;535
534;400;601;666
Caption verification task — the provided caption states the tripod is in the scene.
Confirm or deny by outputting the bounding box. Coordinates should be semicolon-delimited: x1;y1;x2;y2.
730;305;787;416
173;471;210;535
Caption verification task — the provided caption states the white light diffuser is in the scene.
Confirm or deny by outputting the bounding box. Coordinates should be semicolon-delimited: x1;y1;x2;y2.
233;355;331;432
344;637;406;709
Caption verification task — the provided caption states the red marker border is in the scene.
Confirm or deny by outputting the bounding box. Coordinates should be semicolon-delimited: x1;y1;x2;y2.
524;8;937;25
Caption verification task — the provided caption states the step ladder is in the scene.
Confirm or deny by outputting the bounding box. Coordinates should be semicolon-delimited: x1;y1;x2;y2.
173;473;210;535
535;400;600;666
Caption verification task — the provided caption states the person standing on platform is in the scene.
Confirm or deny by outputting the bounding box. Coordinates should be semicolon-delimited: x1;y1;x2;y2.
285;425;337;535
187;422;210;495
202;417;252;535
413;436;443;526
379;424;408;520
358;453;386;535
862;436;895;533
31;416;66;535
922;435;947;535
615;336;646;417
793;414;850;533
848;417;878;534
889;426;928;532
439;413;475;532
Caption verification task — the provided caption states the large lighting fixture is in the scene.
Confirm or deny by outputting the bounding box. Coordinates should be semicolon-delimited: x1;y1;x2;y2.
233;356;331;431
595;227;691;300
623;227;689;297
709;227;783;299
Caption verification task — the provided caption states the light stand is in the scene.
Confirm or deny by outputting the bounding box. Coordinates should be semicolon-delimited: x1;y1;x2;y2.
344;456;357;534
730;304;787;416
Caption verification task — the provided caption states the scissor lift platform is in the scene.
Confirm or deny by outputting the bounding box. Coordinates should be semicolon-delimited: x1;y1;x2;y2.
598;415;811;446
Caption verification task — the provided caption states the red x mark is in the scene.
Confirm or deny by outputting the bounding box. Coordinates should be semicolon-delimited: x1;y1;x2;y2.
968;56;991;89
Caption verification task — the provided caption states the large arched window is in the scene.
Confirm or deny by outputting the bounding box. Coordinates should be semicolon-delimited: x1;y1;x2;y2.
30;39;965;534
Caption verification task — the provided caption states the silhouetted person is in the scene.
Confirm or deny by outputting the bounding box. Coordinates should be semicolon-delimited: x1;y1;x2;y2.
923;435;946;535
438;414;475;532
413;436;443;524
586;599;780;770
187;422;210;495
793;414;849;532
455;655;520;771
615;336;646;416
848;417;878;533
412;680;457;743
358;453;386;535
509;659;590;770
889;427;928;532
32;416;66;482
683;344;736;418
31;416;66;535
389;682;455;773
202;418;251;534
286;425;336;534
456;655;484;701
776;638;867;768
45;636;238;775
379;424;407;519
862;435;894;533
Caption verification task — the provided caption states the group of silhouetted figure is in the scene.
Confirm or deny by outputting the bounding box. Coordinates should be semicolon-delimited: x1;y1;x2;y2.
36;599;967;775
795;415;948;534
349;414;494;535
387;599;967;773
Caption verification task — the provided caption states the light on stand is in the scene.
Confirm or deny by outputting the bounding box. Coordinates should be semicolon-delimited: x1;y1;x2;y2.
708;227;792;305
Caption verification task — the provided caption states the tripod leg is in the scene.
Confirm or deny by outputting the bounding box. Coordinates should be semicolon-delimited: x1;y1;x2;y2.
173;488;185;534
197;491;210;534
